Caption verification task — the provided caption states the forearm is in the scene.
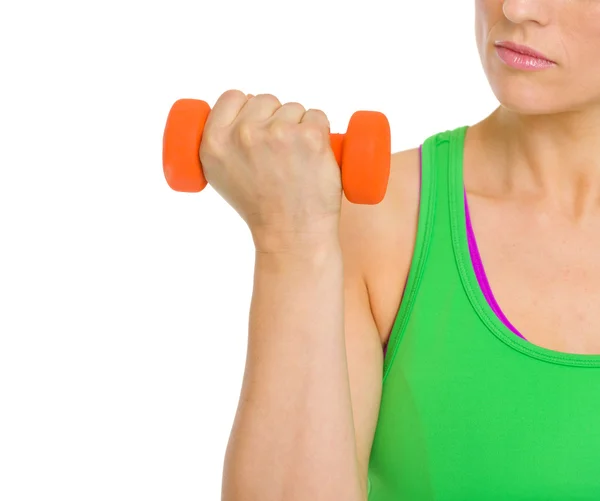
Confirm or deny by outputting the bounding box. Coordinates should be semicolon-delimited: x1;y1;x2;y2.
221;239;364;501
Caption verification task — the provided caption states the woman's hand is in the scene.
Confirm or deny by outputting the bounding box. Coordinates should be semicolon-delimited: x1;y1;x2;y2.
199;89;342;253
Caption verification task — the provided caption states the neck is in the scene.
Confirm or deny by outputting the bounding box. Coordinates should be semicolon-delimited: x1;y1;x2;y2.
480;104;600;220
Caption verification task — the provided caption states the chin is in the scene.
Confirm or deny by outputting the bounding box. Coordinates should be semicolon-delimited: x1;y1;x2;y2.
480;47;571;116
488;77;597;118
482;53;596;117
488;80;560;116
483;58;576;116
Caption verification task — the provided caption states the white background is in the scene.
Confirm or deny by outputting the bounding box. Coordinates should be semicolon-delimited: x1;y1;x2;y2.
0;1;498;499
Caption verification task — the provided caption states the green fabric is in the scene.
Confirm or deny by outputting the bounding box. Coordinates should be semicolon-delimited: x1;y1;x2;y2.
366;127;600;500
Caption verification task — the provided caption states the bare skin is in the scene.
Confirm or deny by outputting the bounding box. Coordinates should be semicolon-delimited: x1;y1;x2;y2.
220;1;600;499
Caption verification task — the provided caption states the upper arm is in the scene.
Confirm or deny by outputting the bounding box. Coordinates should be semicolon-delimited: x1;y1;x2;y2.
338;197;389;498
340;253;383;496
338;147;421;497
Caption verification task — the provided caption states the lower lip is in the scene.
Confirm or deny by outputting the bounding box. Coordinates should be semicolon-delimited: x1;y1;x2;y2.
495;46;555;71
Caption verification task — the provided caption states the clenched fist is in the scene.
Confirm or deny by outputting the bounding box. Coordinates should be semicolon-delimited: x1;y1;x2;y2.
199;90;342;253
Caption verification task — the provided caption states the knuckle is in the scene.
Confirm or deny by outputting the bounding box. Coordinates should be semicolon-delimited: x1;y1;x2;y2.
237;122;259;148
307;108;327;119
284;101;306;112
267;120;293;144
200;128;227;158
222;89;246;101
255;93;281;106
306;108;330;127
300;123;328;150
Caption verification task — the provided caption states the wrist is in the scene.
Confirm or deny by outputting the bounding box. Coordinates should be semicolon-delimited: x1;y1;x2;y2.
250;219;340;257
254;235;343;275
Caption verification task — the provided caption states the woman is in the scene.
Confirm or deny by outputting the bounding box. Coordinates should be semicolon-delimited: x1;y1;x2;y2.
201;1;600;499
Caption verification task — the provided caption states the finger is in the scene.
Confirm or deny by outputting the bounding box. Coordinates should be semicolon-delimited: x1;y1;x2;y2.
298;109;332;152
300;108;331;131
268;102;306;124
204;89;249;130
235;93;282;123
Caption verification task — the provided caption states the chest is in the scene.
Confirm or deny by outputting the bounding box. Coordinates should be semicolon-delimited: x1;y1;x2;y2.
468;196;600;355
369;326;600;500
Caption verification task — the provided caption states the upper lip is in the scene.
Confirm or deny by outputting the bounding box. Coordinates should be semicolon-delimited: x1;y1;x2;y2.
494;41;554;62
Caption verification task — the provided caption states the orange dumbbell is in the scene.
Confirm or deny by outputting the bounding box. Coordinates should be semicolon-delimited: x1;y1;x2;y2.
162;98;391;205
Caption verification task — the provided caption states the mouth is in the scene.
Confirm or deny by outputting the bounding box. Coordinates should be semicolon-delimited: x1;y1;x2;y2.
494;41;555;64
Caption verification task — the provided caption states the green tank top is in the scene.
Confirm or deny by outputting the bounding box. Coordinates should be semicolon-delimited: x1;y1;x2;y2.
366;126;600;500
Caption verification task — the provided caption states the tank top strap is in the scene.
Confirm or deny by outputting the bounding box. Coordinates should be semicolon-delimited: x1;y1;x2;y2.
422;127;469;256
382;126;468;379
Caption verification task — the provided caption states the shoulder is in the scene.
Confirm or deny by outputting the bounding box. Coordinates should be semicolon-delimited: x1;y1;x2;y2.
339;147;421;344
